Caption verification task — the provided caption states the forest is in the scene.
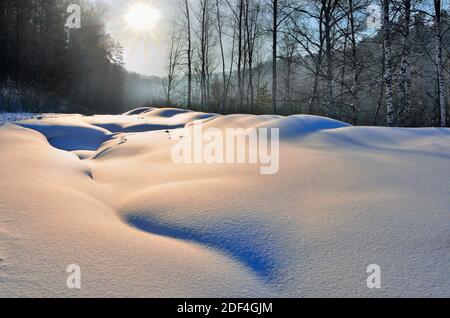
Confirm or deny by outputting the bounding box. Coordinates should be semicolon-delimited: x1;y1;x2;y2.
164;0;450;127
0;0;449;127
0;0;162;114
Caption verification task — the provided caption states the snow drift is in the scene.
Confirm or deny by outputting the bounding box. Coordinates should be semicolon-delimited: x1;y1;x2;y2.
0;108;449;297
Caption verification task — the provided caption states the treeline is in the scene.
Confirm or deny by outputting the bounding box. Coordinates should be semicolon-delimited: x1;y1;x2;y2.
0;0;125;114
165;0;449;127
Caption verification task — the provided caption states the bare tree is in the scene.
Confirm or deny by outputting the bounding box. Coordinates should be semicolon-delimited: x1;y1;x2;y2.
238;0;244;110
164;21;183;104
183;0;193;109
399;0;412;126
279;30;298;114
244;0;261;112
323;0;340;118
195;0;216;110
160;0;447;127
383;0;395;126
272;0;279;114
215;0;227;111
0;0;6;86
347;0;360;124
434;0;447;127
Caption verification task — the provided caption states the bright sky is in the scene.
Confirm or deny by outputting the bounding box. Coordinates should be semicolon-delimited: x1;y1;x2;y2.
101;0;174;77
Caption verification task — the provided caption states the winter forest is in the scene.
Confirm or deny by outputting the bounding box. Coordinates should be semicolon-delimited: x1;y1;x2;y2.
0;0;162;115
1;0;450;299
0;0;449;127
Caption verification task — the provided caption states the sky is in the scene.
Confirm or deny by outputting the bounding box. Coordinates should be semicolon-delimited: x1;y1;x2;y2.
99;0;175;77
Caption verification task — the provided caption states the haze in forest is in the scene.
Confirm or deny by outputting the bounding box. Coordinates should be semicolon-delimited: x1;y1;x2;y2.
0;0;448;128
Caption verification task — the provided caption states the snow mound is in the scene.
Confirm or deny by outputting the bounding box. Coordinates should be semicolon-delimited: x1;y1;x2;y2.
310;125;450;146
122;107;155;115
1;108;450;297
258;115;350;138
119;180;280;281
143;108;191;118
17;117;111;151
302;126;450;160
82;115;180;133
167;111;219;123
193;113;350;138
0;113;60;124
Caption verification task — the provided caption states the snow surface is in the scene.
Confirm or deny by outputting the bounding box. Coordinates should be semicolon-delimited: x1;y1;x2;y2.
0;113;39;124
0;108;449;297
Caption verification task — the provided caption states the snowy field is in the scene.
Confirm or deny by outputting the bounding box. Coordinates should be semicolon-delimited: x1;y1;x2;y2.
0;113;40;124
1;107;450;297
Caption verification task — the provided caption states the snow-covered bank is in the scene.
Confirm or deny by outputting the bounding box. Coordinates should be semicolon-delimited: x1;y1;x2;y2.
1;108;449;297
0;113;38;124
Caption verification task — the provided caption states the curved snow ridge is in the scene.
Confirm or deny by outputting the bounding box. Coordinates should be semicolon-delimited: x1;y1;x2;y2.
119;107;352;139
17;119;112;151
123;213;278;281
81;111;220;134
304;126;450;158
192;114;350;138
258;115;350;138
143;108;191;118
122;107;155;115
14;107;355;154
117;178;281;282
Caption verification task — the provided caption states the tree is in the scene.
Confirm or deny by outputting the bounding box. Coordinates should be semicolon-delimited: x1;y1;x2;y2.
347;0;361;124
383;0;395;126
165;21;183;104
238;0;244;110
0;0;7;86
184;0;193;109
399;0;412;126
279;30;298;114
157;0;446;127
215;0;228;111
434;0;447;127
323;0;340;118
245;0;257;111
272;0;279;114
195;0;216;110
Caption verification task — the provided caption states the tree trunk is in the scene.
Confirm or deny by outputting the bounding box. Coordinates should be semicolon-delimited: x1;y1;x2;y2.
308;71;320;115
374;48;385;126
184;0;192;109
224;26;237;114
383;0;395;126
434;0;447;127
307;5;325;115
237;0;244;111
324;0;335;117
0;0;6;85
245;0;256;113
200;0;208;110
216;0;227;112
399;0;411;126
15;0;25;89
349;0;359;125
272;0;278;114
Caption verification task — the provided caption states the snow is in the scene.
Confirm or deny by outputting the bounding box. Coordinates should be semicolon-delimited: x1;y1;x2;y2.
122;107;155;115
0;107;449;297
0;113;39;124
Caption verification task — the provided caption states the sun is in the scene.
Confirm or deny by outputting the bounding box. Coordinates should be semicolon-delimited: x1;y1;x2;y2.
126;3;161;32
